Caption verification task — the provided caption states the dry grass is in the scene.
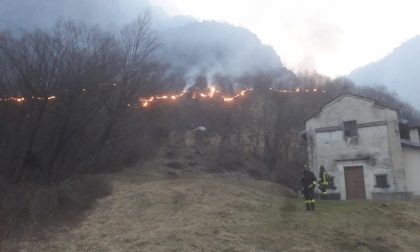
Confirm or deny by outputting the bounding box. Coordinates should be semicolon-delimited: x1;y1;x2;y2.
0;175;112;250
7;160;420;252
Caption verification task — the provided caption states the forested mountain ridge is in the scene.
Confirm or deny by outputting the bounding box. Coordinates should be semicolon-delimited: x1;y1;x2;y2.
0;0;285;80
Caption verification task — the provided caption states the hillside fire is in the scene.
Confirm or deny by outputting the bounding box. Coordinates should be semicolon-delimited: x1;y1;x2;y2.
0;86;326;107
139;86;255;108
139;86;326;108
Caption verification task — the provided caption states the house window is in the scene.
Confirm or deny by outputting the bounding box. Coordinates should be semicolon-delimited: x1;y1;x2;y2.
343;120;357;137
328;176;336;190
399;122;410;140
375;174;390;188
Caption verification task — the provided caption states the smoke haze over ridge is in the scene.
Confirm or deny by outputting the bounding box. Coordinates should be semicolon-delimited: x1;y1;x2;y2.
0;0;286;84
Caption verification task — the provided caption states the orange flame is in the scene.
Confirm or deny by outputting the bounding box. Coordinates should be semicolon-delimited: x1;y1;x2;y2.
223;97;234;102
209;87;216;97
1;86;326;108
137;86;327;108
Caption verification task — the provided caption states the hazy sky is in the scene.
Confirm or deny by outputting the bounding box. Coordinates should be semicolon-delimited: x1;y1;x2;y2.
148;0;420;77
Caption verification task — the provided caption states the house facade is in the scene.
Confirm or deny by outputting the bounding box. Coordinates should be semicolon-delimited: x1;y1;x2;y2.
304;94;420;200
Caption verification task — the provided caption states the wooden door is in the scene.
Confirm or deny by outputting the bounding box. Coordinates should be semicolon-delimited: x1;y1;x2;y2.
344;166;366;200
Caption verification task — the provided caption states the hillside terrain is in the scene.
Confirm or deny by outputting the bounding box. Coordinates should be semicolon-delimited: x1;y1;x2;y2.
5;150;420;252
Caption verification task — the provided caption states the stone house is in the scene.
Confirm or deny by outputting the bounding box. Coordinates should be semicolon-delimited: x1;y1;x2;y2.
304;94;420;200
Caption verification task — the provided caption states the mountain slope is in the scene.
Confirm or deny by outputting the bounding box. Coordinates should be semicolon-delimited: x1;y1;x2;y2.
0;0;159;30
349;35;420;109
162;21;283;78
0;0;286;80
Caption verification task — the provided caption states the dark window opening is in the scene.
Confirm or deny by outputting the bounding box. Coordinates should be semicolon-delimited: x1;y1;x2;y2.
343;120;357;137
399;122;410;140
375;174;390;188
328;176;336;190
301;133;307;142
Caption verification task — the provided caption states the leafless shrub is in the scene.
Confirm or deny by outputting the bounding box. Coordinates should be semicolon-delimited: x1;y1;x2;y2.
0;12;165;184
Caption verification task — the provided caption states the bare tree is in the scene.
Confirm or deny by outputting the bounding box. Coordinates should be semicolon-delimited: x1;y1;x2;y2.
0;13;165;184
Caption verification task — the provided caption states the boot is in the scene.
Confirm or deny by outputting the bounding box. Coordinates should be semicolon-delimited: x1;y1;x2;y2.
305;203;311;211
310;202;315;211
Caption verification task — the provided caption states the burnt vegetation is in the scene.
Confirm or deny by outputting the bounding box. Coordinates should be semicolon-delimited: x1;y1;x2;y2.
1;14;419;241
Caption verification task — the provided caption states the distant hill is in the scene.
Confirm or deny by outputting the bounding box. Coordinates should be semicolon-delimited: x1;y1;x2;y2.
349;35;420;109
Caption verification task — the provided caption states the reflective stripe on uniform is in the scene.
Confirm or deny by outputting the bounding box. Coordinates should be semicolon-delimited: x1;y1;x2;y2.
308;181;317;189
320;173;329;185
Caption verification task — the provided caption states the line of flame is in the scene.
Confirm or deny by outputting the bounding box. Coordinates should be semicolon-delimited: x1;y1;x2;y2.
139;87;325;108
138;87;255;107
0;96;57;103
0;86;325;107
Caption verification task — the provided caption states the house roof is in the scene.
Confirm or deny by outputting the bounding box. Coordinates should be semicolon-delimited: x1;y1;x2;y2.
304;93;398;123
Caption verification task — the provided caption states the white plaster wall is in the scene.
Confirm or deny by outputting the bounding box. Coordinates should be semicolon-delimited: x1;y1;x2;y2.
402;147;420;196
314;126;397;198
384;109;406;192
314;126;391;171
306;96;390;174
305;95;403;199
409;129;420;144
306;96;387;130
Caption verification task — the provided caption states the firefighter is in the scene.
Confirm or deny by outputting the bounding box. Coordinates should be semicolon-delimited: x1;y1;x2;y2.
318;165;330;200
300;165;317;211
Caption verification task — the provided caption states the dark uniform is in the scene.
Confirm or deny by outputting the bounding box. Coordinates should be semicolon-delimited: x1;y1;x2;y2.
318;166;330;200
300;168;317;211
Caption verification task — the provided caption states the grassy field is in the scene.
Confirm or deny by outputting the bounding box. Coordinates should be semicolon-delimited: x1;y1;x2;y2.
6;161;420;252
